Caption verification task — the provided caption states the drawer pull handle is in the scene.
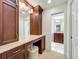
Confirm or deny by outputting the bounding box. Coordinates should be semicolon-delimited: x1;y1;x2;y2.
13;50;21;53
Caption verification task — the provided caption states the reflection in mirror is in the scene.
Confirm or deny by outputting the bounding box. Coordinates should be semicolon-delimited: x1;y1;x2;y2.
19;1;30;39
52;12;64;33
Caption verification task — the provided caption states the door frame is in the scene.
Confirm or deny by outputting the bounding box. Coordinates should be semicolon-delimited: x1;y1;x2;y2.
66;0;78;59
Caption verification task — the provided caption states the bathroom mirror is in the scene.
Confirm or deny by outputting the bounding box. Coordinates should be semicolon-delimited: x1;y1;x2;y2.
19;1;30;39
55;12;64;33
51;12;64;44
52;12;64;33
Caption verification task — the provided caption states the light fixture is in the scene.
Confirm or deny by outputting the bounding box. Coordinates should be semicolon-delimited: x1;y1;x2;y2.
28;9;33;14
48;0;52;4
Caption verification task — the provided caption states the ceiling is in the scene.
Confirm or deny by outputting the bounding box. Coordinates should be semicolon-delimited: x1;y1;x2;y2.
27;0;67;9
19;2;30;18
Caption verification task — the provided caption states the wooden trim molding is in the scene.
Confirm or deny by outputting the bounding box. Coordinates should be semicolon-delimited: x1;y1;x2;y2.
24;0;34;9
20;0;34;9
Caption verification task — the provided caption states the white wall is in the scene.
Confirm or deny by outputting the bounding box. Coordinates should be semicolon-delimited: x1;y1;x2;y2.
52;13;64;33
19;14;24;39
19;13;30;39
78;0;79;59
42;3;67;56
67;0;78;59
78;0;79;58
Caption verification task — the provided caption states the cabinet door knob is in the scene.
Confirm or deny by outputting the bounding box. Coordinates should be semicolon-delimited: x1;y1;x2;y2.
13;49;21;54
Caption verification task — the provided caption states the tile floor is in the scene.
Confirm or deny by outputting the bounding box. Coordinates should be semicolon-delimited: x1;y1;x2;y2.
51;42;64;54
38;50;66;59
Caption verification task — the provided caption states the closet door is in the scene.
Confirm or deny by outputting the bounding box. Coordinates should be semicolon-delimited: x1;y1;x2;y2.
0;0;19;45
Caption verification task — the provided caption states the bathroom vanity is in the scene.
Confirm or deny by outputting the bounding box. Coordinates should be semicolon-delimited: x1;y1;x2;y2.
0;0;45;59
0;35;45;59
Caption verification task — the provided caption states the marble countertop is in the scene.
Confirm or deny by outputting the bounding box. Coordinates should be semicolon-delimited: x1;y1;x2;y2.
0;35;44;54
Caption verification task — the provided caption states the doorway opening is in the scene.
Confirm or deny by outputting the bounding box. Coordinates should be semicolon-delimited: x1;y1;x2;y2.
51;12;64;54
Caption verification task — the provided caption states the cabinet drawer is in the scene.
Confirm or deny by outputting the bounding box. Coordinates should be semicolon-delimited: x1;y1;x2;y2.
6;45;25;58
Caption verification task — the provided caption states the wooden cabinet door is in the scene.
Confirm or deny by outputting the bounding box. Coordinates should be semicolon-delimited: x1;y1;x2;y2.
30;6;43;35
0;54;2;59
7;50;25;59
54;33;64;43
30;13;42;35
0;0;19;45
30;14;34;34
7;45;25;59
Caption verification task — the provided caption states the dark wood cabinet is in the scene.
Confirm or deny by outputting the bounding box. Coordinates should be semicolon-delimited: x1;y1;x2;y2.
33;36;45;54
30;5;43;35
0;54;2;59
7;50;25;59
54;33;64;43
1;45;25;59
40;36;45;53
3;45;25;59
0;0;19;45
0;35;45;59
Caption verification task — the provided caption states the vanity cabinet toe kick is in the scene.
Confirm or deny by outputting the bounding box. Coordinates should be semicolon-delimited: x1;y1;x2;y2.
0;35;45;59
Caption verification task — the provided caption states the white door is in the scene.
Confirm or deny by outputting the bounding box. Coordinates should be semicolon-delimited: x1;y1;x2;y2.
71;0;78;59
